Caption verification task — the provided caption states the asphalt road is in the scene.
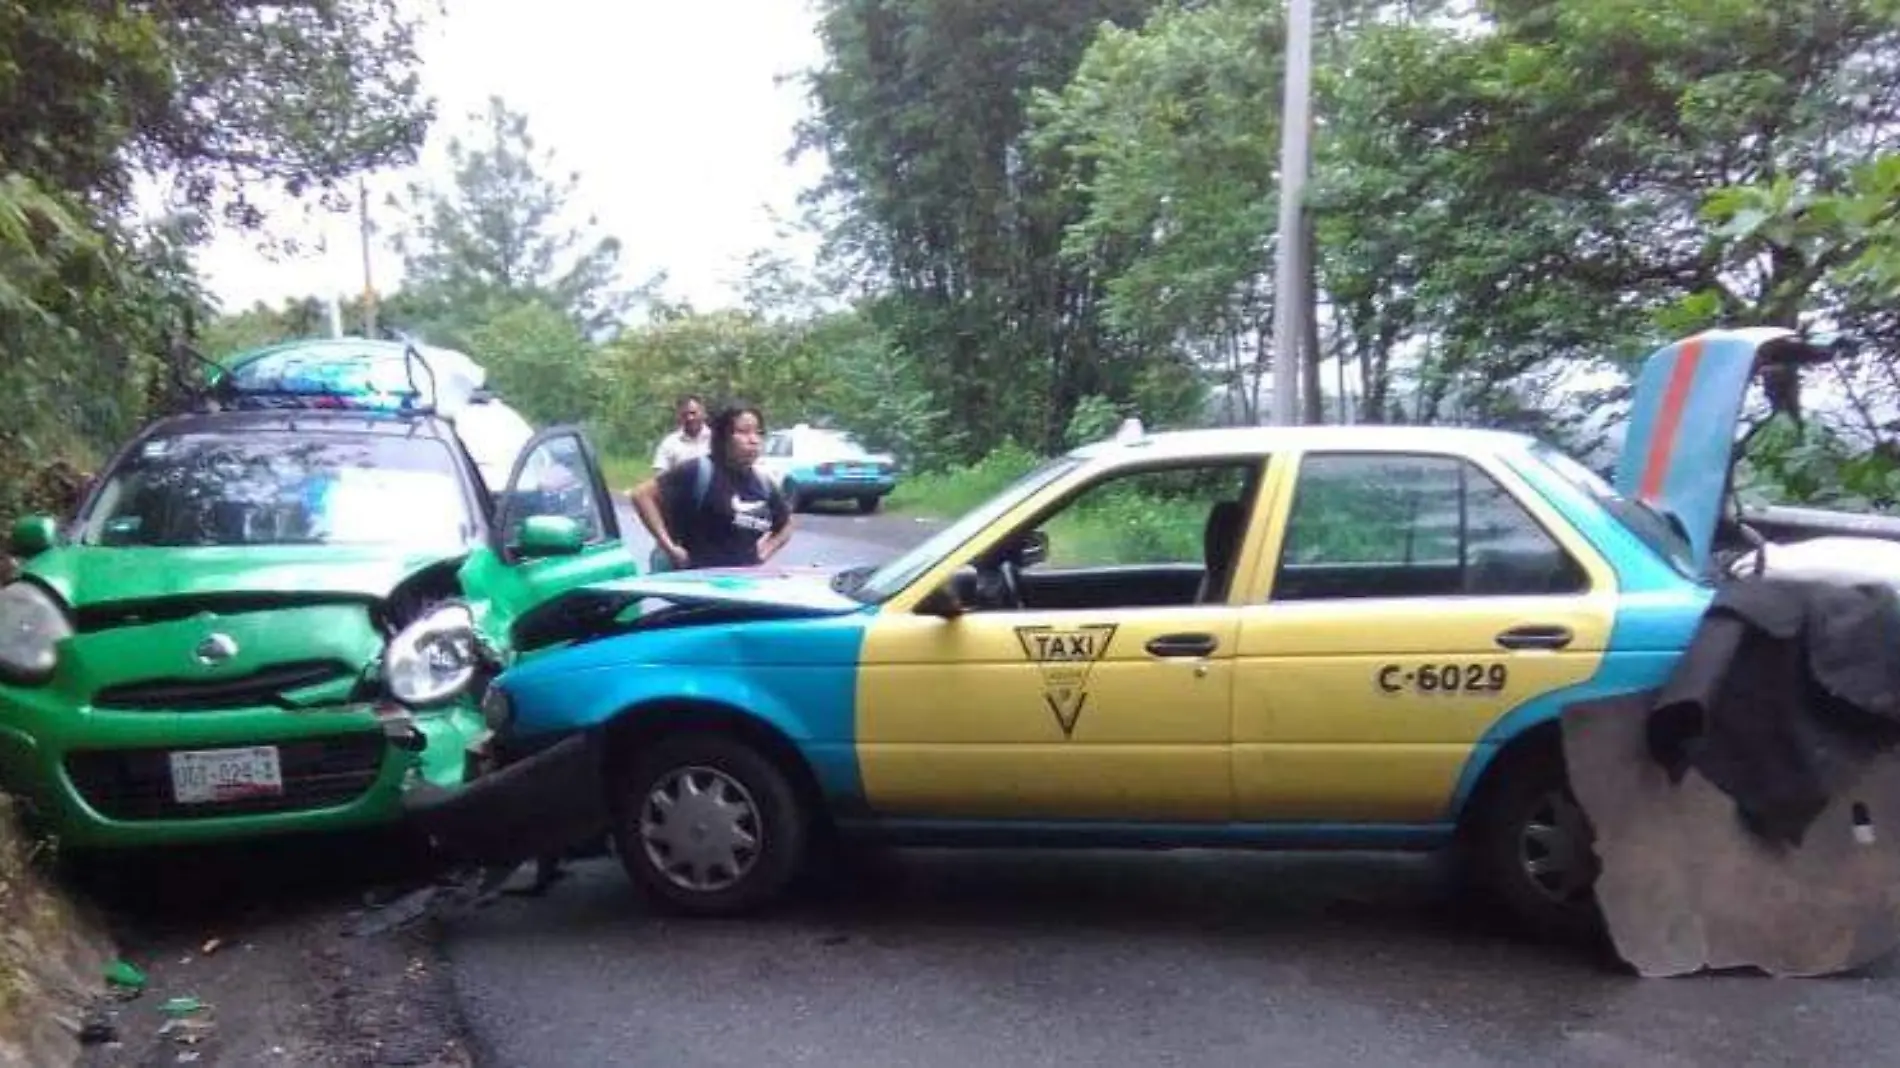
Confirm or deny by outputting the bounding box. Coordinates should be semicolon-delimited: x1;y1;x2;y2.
441;510;1900;1068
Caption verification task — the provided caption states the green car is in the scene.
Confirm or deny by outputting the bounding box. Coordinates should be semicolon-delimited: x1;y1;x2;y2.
0;339;637;852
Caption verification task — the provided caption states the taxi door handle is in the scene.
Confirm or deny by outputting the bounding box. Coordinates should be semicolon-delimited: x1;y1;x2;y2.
1146;633;1218;658
1495;624;1573;651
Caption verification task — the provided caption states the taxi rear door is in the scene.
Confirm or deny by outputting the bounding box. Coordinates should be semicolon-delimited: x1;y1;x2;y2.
1230;446;1618;824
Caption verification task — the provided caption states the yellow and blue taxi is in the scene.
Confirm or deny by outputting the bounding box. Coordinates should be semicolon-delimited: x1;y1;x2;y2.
405;327;1834;938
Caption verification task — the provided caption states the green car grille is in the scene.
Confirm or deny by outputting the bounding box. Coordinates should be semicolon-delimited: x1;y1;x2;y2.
90;660;359;711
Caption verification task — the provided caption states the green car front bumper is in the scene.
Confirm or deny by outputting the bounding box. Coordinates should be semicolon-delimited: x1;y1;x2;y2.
0;684;485;850
0;602;486;851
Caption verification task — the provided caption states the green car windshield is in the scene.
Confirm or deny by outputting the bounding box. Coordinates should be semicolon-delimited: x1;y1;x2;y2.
77;430;478;550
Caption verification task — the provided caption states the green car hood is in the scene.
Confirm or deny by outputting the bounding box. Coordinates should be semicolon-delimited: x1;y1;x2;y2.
22;543;465;610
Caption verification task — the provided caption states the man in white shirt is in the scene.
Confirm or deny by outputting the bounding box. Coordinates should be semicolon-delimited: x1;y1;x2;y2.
652;394;711;471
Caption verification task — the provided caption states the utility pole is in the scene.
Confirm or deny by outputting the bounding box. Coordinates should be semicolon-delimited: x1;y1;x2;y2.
1269;0;1314;425
359;175;378;337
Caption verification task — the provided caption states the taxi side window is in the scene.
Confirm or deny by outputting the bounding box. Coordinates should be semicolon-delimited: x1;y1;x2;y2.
969;459;1260;611
1271;452;1587;602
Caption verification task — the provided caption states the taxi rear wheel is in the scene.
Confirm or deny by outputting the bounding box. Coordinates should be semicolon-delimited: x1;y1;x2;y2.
611;734;810;917
1465;742;1603;942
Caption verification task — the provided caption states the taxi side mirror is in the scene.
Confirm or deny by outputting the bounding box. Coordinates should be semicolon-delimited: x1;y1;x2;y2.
917;581;965;619
1016;529;1049;568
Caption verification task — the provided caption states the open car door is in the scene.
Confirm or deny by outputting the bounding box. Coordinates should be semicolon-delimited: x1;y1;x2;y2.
487;425;638;618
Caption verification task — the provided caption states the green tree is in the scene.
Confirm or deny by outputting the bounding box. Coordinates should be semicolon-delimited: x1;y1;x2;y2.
1029;0;1288;425
1319;0;1900;443
464;298;603;428
796;0;1163;458
391;96;640;343
1;0;434;523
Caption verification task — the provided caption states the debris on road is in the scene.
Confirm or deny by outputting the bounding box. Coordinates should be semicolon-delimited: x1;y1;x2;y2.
77;1014;117;1046
103;960;146;996
160;997;206;1017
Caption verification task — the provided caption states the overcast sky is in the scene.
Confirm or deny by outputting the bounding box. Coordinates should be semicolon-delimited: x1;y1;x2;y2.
190;0;829;315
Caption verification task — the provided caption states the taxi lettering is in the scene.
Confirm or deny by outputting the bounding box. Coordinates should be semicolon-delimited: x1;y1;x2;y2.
1015;624;1118;738
1375;662;1509;695
1027;632;1104;661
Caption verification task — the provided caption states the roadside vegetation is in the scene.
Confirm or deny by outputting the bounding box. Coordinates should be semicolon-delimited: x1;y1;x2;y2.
168;0;1900;534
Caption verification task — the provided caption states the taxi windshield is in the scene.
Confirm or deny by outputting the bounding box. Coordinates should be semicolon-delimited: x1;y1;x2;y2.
849;456;1082;602
79;430;477;550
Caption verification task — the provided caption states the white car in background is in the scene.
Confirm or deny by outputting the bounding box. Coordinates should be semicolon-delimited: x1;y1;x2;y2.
452;389;538;493
758;423;900;513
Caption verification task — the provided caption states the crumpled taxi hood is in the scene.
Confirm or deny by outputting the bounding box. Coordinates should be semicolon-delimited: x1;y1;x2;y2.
584;565;864;616
21;543;460;609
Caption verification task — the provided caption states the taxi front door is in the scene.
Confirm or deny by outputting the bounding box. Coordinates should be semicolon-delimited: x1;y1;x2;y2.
854;458;1271;825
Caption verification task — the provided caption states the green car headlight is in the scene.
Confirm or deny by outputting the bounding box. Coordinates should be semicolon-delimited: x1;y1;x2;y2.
0;582;71;685
384;603;479;708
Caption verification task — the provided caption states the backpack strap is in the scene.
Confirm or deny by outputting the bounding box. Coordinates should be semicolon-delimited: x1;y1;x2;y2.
691;455;713;510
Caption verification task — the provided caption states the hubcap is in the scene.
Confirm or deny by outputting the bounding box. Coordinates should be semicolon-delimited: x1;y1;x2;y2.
1518;789;1596;905
639;765;762;894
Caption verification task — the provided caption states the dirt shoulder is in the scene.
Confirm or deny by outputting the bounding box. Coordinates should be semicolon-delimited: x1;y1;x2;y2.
79;903;471;1068
71;834;476;1068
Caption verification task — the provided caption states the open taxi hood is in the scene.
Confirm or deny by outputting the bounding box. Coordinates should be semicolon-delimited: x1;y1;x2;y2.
1612;327;1831;571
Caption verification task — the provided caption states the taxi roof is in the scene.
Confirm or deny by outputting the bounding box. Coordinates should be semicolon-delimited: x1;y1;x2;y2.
1066;423;1544;465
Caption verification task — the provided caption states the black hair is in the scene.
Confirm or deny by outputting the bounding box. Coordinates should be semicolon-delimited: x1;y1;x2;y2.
708;402;766;471
676;393;704;410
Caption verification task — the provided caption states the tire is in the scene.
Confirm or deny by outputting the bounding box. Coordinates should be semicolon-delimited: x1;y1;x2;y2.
1464;742;1603;942
611;733;809;917
856;495;881;514
783;480;806;513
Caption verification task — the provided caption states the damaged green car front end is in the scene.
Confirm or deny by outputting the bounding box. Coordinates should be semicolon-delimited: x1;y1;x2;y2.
0;368;636;853
0;543;494;849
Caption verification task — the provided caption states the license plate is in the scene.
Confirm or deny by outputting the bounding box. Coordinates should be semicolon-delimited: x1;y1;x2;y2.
168;746;284;805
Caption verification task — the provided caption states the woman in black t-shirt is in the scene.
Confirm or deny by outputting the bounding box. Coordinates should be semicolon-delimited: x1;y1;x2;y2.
630;401;793;569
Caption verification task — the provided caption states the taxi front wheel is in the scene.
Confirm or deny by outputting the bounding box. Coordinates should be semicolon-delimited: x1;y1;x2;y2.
611;734;810;916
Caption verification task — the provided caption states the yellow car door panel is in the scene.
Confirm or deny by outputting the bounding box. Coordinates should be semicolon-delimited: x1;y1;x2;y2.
1234;448;1618;823
858;607;1237;821
856;455;1272;825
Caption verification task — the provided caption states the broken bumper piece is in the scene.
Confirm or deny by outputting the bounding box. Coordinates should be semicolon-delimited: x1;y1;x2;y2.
402;731;608;867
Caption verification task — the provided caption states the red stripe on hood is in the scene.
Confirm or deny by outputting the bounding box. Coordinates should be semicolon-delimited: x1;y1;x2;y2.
1638;337;1705;504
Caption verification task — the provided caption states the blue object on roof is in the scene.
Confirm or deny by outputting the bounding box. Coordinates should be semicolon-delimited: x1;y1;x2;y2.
209;338;485;417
